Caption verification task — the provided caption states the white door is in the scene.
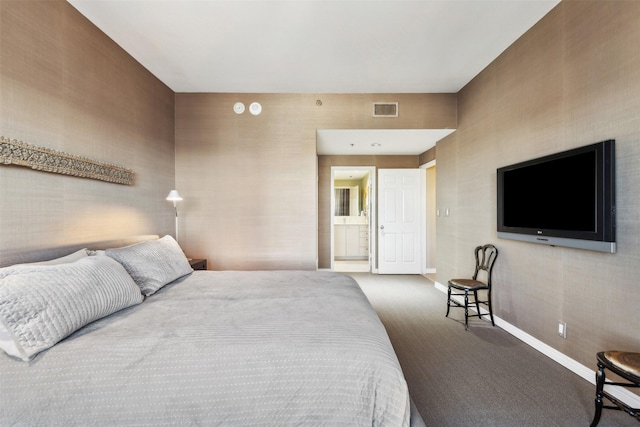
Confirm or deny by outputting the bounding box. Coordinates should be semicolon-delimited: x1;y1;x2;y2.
378;169;425;274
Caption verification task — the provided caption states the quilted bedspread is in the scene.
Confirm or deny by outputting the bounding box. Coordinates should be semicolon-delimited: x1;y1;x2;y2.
0;270;411;426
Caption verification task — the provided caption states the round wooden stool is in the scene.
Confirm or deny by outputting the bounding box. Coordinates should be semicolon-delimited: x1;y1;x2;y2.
590;351;640;426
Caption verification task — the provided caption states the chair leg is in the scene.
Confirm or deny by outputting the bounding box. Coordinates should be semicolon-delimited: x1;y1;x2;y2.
464;290;469;330
473;290;481;318
446;286;452;318
590;362;606;427
487;294;495;326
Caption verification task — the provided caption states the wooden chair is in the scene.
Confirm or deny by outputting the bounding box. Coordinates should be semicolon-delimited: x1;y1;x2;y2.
590;351;640;426
446;244;498;330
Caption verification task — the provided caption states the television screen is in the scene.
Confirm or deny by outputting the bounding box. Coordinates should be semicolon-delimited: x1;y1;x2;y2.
502;150;596;231
497;140;615;253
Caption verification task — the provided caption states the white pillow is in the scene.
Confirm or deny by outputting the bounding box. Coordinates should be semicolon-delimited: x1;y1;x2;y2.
0;256;143;361
105;235;193;296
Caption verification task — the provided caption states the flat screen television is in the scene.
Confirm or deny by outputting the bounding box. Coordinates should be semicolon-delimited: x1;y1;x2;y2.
497;140;616;253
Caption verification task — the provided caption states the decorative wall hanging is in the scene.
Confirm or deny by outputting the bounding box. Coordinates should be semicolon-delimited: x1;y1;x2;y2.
0;136;134;185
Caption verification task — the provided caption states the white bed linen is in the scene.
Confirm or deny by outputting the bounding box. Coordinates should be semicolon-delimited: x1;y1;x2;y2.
0;270;411;426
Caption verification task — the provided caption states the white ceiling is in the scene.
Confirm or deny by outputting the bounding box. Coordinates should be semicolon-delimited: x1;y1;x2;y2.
67;0;560;154
333;168;371;181
317;129;454;155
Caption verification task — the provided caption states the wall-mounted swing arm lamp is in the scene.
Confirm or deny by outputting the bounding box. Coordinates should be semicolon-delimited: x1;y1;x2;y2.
166;190;183;242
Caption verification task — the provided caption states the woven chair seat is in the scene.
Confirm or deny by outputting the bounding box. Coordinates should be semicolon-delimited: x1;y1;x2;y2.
598;351;640;383
448;279;488;291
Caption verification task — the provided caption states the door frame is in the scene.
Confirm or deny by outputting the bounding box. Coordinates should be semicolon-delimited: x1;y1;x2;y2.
330;166;377;272
420;159;437;274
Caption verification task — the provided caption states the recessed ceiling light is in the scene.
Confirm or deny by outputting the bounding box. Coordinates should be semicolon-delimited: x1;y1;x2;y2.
371;143;382;147
249;102;262;115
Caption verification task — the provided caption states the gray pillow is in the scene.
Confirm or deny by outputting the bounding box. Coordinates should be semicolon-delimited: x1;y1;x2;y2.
0;256;143;361
105;235;193;296
15;248;88;266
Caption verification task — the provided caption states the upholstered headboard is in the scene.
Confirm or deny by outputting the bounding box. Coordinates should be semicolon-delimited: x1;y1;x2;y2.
0;235;160;268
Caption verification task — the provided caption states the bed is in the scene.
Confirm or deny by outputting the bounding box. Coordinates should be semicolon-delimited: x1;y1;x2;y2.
0;235;423;426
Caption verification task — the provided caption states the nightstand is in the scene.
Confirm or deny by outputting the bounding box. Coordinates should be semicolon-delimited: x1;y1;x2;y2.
189;258;207;270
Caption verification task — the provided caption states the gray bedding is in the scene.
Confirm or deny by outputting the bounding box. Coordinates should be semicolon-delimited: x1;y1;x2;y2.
0;270;411;426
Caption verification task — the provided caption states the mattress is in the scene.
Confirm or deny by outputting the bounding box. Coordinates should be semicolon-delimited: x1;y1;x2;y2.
0;270;411;426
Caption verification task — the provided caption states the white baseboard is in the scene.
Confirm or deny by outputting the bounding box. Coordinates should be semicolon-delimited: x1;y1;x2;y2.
434;281;640;410
434;281;448;293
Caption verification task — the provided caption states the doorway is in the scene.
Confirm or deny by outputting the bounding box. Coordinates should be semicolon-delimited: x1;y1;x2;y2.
331;166;376;273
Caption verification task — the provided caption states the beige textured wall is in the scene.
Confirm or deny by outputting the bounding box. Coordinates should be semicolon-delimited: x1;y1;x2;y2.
436;0;640;370
418;146;436;166
0;1;175;256
175;93;455;270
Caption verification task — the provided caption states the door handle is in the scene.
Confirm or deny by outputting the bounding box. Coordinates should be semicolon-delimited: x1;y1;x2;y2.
379;225;384;230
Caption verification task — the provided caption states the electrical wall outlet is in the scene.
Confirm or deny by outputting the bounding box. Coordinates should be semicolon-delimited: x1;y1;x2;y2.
558;321;567;339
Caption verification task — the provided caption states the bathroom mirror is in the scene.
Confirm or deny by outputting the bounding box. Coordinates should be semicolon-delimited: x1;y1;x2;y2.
334;186;359;216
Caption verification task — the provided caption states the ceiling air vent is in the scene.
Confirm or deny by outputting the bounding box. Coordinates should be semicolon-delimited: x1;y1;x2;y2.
372;102;398;117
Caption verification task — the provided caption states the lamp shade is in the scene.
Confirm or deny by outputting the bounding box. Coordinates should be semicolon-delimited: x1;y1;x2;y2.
166;190;183;202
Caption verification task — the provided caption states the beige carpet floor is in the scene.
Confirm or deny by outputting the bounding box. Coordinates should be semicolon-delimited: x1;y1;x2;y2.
348;273;637;427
